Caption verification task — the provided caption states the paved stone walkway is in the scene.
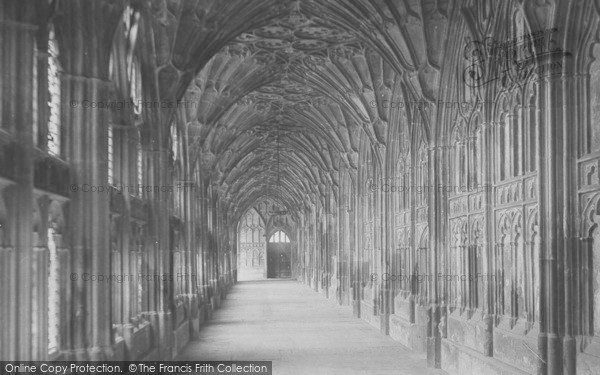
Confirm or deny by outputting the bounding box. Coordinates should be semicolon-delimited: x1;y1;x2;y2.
178;280;447;375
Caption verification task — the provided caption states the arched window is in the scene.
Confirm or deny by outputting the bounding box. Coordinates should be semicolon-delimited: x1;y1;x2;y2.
123;5;142;118
32;41;38;144
47;25;61;157
47;227;60;353
269;230;290;243
171;122;179;161
130;56;142;117
136;141;143;196
588;43;600;153
108;124;114;184
240;209;265;244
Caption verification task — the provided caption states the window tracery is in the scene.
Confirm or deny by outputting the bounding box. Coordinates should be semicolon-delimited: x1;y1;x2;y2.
47;25;61;157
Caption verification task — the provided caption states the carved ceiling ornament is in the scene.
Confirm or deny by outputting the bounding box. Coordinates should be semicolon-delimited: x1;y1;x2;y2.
173;0;461;219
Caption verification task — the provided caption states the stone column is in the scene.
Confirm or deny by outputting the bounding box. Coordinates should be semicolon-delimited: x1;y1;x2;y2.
561;71;578;375
54;0;123;359
350;172;361;318
538;69;567;375
0;1;37;360
380;159;391;335
62;73;112;359
147;147;172;358
480;122;494;357
427;145;447;368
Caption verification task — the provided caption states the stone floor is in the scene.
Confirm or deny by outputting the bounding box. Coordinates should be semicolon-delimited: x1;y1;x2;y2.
178;279;448;375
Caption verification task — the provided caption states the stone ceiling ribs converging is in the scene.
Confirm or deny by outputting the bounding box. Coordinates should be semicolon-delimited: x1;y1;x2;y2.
160;0;453;222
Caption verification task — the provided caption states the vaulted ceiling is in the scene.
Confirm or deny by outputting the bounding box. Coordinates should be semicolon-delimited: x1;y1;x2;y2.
142;0;538;223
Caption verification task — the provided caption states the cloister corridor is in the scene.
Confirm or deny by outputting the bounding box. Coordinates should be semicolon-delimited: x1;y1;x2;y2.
1;0;600;374
177;280;447;375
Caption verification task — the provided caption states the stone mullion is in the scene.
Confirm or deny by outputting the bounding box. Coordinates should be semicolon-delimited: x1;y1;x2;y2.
207;185;215;301
212;198;218;294
34;49;49;150
306;219;310;284
216;197;229;295
321;204;325;291
372;174;380;318
220;198;227;289
381;159;393;333
201;183;210;301
210;185;218;301
306;216;310;285
332;193;337;300
296;223;300;281
199;181;209;303
468;137;477;188
444;145;457;322
497;119;504;180
516;107;524;177
313;207;317;289
369;180;376;314
316;201;322;292
214;188;223;296
220;200;229;288
318;196;324;292
328;190;336;300
459;141;467;188
379;158;389;335
307;209;313;287
183;169;196;300
139;146;154;316
215;189;222;296
505;114;515;179
297;221;301;281
323;189;330;297
336;185;343;304
228;225;235;286
327;193;333;298
344;188;350;306
308;217;313;286
227;225;233;286
317;203;322;289
302;220;306;282
301;218;306;283
510;237;518;320
295;222;300;280
317;202;322;291
343;181;351;305
231;226;237;283
356;180;364;308
460;242;467;313
308;217;312;285
349;173;360;317
408;162;417;320
211;188;220;296
119;197;132;336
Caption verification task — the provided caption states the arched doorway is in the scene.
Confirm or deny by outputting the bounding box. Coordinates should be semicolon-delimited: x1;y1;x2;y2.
267;230;291;279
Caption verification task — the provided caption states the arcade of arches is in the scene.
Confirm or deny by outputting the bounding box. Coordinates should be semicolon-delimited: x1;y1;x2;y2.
1;0;600;374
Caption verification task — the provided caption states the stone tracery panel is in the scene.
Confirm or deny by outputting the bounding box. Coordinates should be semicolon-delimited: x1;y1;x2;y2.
237;208;266;281
577;39;600;342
